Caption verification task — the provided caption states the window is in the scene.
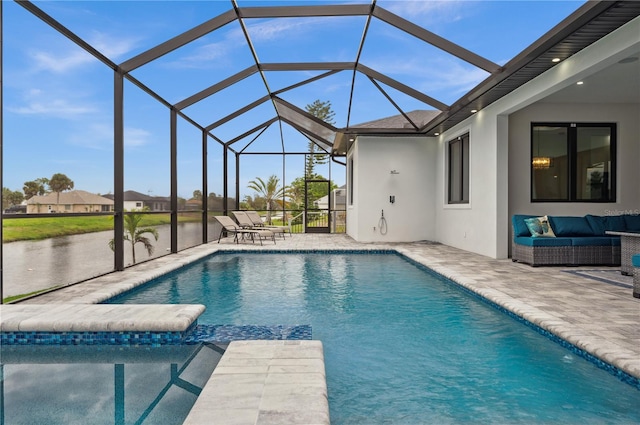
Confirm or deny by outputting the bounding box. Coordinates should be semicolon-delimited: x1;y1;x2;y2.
348;158;354;205
447;133;469;204
531;123;616;202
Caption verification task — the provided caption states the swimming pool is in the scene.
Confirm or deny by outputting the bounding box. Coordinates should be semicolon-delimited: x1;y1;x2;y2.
0;343;224;425
109;252;640;424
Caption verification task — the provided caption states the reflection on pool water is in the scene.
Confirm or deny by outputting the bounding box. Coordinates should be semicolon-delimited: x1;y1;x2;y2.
0;343;224;425
108;252;640;424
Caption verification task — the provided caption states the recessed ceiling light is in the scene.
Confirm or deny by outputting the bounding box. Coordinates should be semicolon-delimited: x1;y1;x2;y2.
551;58;561;63
576;81;584;85
434;132;440;136
471;109;478;113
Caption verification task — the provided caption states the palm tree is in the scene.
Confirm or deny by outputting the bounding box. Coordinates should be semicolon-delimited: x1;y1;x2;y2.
109;210;159;264
247;175;289;224
48;173;74;207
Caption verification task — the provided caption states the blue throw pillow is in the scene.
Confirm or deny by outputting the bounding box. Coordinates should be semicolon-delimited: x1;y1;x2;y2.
524;215;556;238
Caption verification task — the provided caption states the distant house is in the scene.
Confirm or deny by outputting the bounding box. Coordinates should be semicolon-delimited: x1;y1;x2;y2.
315;185;347;210
102;190;171;212
184;198;202;211
26;190;114;213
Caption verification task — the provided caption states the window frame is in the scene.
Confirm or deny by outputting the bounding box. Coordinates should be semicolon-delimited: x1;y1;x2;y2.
530;122;616;203
348;157;354;206
447;133;470;205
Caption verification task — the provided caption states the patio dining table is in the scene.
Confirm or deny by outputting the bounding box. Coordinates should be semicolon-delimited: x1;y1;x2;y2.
605;230;640;275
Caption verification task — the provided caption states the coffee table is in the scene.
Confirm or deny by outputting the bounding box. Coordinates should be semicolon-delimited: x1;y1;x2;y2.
605;230;640;275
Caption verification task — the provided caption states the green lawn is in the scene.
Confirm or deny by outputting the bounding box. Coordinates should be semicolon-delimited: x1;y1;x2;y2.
2;214;180;242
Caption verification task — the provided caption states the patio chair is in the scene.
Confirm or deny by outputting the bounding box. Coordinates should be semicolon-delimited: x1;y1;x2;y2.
245;210;292;238
213;215;276;245
232;211;287;239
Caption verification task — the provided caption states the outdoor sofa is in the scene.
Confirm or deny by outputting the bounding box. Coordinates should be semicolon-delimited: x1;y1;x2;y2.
512;214;640;266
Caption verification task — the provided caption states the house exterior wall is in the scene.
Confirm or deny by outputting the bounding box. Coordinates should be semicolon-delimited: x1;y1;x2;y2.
508;101;640;220
433;14;639;259
26;203;113;213
124;201;145;211
433;116;508;259
346;136;436;242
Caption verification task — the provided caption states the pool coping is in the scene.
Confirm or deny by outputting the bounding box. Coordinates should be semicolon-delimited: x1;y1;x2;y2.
3;238;639;425
0;304;204;345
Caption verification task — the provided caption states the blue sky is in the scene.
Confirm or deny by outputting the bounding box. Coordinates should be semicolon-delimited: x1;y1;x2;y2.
2;0;586;200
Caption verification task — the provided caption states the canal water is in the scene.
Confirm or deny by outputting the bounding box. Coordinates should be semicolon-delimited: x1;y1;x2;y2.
2;223;208;298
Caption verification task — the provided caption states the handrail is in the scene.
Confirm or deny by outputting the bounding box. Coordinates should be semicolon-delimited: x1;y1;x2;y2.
289;211;304;232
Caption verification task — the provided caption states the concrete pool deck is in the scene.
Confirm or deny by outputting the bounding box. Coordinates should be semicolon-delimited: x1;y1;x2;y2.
3;233;640;424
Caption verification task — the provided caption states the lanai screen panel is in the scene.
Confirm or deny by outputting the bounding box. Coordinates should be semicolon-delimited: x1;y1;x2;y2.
273;99;335;151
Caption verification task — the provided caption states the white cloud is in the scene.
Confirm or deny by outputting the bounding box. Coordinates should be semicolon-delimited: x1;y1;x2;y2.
364;55;489;103
422;61;489;96
124;127;152;148
245;18;315;43
30;49;95;74
29;32;138;73
383;0;468;24
67;123;152;150
7;88;97;118
90;31;139;61
67;123;113;150
164;16;318;69
8;98;97;118
168;40;231;69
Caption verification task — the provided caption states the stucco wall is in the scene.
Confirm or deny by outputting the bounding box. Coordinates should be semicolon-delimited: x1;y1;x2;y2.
433;116;508;259
508;101;640;220
347;136;436;242
434;15;639;259
347;15;639;258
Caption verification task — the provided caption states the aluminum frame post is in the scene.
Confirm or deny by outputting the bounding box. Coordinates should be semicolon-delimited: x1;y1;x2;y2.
114;71;125;271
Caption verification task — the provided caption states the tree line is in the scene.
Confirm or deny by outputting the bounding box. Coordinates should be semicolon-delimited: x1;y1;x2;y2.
2;173;74;209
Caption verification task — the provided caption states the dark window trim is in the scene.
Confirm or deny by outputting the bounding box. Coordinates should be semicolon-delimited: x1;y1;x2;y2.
348;157;354;206
530;122;616;203
447;133;469;204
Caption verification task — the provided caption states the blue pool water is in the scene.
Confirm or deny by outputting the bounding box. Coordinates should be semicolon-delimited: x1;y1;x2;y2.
110;252;640;424
0;343;224;425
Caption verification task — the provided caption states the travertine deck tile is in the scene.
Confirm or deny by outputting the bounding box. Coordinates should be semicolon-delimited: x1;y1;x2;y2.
4;234;639;424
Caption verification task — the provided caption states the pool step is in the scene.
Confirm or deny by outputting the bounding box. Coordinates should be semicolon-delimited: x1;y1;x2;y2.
183;340;330;425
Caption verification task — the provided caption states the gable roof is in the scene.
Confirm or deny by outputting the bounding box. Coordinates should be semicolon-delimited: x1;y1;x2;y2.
352;110;441;130
102;191;171;202
26;190;114;205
